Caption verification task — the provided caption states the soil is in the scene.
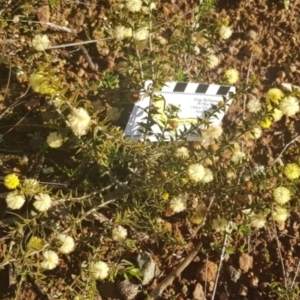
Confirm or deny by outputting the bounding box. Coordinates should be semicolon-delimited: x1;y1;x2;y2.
1;0;300;299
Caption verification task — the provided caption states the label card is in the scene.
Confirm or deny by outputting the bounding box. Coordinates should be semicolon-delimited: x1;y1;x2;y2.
125;81;236;141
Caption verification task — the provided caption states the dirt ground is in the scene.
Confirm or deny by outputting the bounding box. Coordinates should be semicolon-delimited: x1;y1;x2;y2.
1;0;300;299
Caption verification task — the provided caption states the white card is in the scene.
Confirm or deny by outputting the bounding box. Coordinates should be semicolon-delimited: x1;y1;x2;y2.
124;80;236;141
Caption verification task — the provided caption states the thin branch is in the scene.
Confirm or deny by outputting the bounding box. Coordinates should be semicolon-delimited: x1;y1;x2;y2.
211;233;229;300
146;241;202;300
270;134;300;167
290;258;300;290
271;212;287;289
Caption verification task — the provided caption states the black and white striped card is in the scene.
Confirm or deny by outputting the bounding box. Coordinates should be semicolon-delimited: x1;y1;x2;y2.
125;81;236;141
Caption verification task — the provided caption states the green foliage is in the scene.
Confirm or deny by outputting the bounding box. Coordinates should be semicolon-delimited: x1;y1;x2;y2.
0;0;299;298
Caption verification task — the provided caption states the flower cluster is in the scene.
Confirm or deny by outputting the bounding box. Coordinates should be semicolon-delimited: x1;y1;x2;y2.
112;225;128;242
190;203;207;225
6;191;26;210
133;27;149;41
273;186;291;205
29;71;60;96
90;261;109;280
219;25;233;40
68;107;91;137
41;250;59;270
4;173;20;189
231;150;246;164
169;194;187;213
207;54;220;69
202;124;223;144
224;68;239;84
32;34;50;51
47;132;64;148
188;163;213;183
272;205;289;222
57;234;75;254
212;216;229;232
125;0;142;12
33;193;52;212
247;98;262;113
249;213;266;229
175;146;189;159
284;163;300;180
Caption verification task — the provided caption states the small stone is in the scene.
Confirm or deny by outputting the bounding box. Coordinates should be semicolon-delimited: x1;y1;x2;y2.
248;30;258;40
238;284;248;296
117;280;140;300
227;265;241;282
249;275;259;288
198;260;217;282
239;253;253;272
193;283;205;300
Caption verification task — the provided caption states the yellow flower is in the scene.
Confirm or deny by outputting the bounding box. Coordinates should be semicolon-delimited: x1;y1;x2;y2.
112;225;128;242
125;0;142;12
212;216;229;232
231;150;246;164
207;54;220;69
190;213;205;224
202;168;213;183
90;261;109;280
47;132;64;148
33;193;52;212
247;98;262;113
260;118;272;129
175;146;189;159
224;68;239;84
272;108;283;122
188;163;205;182
169;194;187;213
249;213;266;229
248;127;262;140
279;96;300;117
41;250;59;270
133;27;149;41
32;34;50;51
219;25;233;40
266;88;284;104
6;191;25;209
68;107;91;137
27;237;44;251
272;205;289;222
273;186;291;205
284;163;300;180
4;174;20;189
29;72;60;95
57;234;75;254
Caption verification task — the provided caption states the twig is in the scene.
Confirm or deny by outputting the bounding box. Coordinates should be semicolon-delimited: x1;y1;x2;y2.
45;38;114;50
243;52;253;120
290;258;300;290
46;22;77;33
146;195;213;299
75;39;98;71
146;241;202;300
270;134;300;167
211;233;229;300
271;211;287;289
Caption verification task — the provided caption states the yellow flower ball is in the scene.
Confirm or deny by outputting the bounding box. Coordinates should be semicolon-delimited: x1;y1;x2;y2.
284;163;300;180
224;68;239;84
190;213;204;225
266;88;284;105
273;186;291;205
4;174;20;189
260;118;272;129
